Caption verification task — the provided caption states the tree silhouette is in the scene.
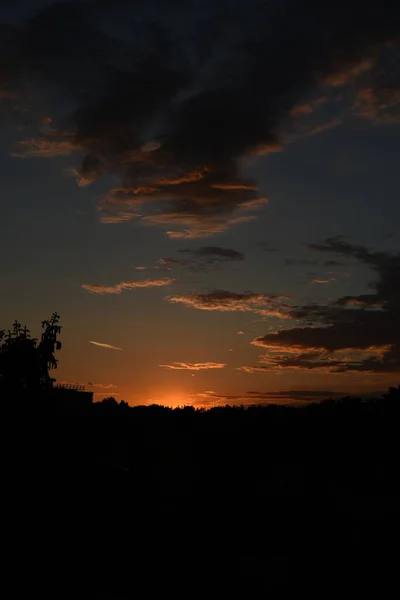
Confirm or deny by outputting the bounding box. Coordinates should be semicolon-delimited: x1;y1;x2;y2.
38;312;62;388
0;312;62;395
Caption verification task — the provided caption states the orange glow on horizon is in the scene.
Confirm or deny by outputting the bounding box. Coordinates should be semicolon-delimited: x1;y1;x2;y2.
144;390;192;408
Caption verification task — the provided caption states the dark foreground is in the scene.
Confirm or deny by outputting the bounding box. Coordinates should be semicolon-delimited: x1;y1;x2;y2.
5;389;400;598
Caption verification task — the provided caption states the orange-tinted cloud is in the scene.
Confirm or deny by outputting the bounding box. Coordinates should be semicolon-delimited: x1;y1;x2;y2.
82;278;175;294
153;171;205;185
305;118;343;138
89;340;123;351
249;239;400;373
167;290;291;317
211;183;258;191
289;103;313;116
240;345;393;374
100;212;140;224
247;141;283;156
98;178;267;238
4;0;399;240
187;388;341;407
320;57;375;87
311;278;333;284
11;135;78;157
289;97;327;117
144;213;256;239
159;362;226;371
351;86;400;123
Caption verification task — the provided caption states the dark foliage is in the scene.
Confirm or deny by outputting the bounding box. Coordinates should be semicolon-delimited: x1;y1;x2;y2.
0;313;62;395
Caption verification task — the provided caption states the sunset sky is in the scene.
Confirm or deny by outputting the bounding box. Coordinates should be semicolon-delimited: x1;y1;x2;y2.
1;0;399;405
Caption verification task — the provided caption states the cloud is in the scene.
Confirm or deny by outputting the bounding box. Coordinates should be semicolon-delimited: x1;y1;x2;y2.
248;238;400;373
142;211;259;239
181;246;244;261
303;118;344;138
320;57;375;87
289;97;327;117
89;340;122;351
174;245;245;270
257;243;277;252
82;278;175;294
153;257;187;272
167;290;291;318
324;260;343;266
188;388;343;407
285;258;318;266
157;258;185;267
139;251;244;273
159;362;226;371
247;389;345;401
240;345;392;374
351;86;400;124
11;133;79;157
311;278;333;284
3;1;399;237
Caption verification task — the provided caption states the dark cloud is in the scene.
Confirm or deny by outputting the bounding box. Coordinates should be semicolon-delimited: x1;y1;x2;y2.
248;389;344;401
249;238;400;373
178;245;245;269
154;246;245;272
181;246;244;261
257;243;277;252
285;258;318;266
351;85;400;124
155;258;186;271
324;260;343;266
2;0;399;237
189;388;345;407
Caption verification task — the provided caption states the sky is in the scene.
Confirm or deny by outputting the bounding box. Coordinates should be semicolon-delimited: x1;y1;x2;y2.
0;0;399;406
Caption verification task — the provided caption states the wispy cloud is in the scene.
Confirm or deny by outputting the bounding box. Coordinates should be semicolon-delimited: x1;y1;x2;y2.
351;86;400;124
285;258;318;266
165;245;246;271
311;278;334;284
82;278;175;294
159;362;226;371
320;57;375;87
167;290;291;318
187;388;342;407
89;340;123;351
304;118;343;138
289;97;327;117
11;134;79;157
180;245;245;262
143;212;258;240
155;257;186;271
